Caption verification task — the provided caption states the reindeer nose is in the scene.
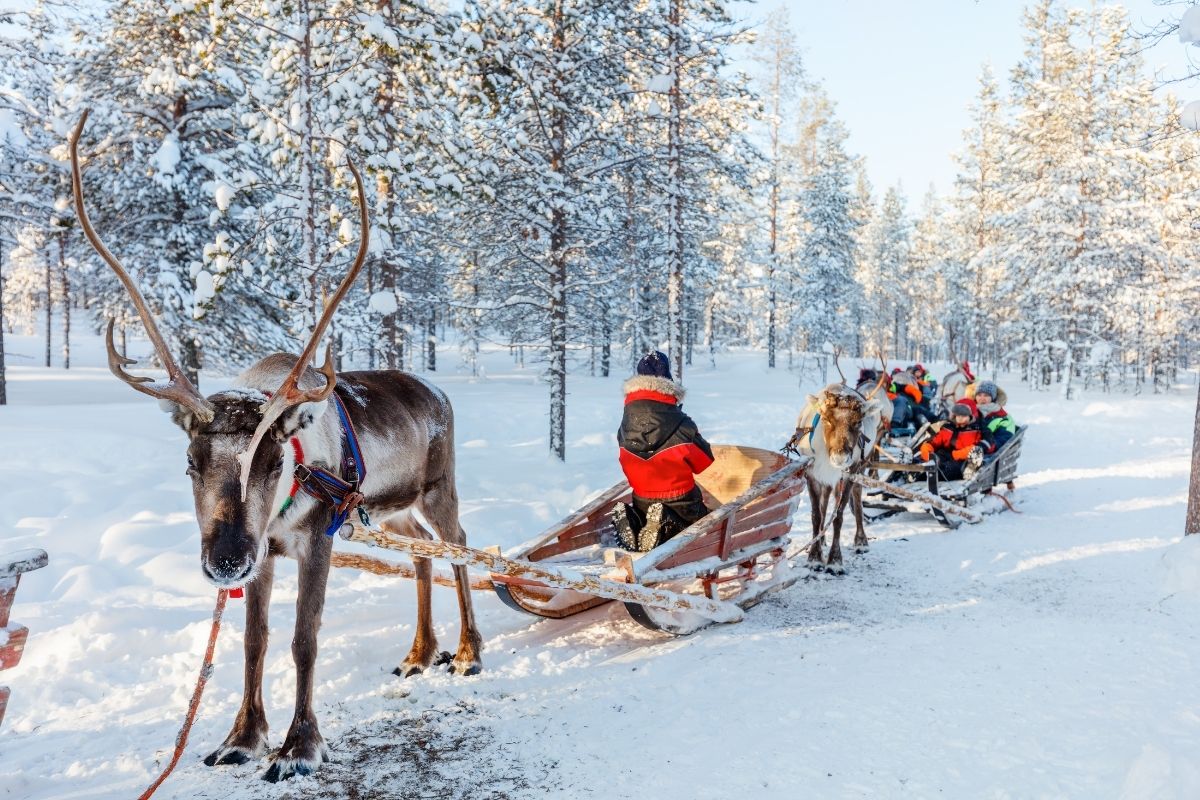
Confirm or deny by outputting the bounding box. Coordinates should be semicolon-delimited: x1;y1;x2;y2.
202;556;255;586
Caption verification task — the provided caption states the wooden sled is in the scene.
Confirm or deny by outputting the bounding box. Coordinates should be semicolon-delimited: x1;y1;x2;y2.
487;445;810;634
1;548;49;730
336;446;811;636
862;426;1026;528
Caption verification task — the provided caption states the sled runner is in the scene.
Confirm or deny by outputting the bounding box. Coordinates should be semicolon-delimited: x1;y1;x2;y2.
337;446;811;636
862;426;1026;528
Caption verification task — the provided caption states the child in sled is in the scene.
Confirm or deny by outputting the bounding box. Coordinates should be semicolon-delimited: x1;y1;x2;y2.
611;351;715;552
918;399;987;482
972;380;1016;451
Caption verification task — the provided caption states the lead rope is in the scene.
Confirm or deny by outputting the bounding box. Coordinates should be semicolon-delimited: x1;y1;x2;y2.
138;589;228;800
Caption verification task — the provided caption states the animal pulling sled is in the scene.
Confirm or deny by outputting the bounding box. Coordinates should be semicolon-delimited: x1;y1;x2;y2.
336;446;812;636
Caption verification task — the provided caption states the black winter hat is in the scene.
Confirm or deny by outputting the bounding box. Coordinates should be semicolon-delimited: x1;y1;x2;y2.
636;351;673;381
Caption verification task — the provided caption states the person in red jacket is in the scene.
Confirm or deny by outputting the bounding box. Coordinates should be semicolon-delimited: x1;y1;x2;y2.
611;351;715;551
918;400;986;481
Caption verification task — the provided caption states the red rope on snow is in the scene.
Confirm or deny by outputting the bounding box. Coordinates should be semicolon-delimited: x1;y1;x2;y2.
137;589;228;800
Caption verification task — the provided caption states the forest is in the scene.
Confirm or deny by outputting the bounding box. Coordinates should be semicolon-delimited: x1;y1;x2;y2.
2;0;1198;458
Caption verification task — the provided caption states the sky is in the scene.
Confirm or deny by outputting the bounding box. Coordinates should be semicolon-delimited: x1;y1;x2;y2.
738;0;1200;203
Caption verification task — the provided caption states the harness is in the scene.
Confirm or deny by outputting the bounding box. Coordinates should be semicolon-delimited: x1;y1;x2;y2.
281;391;371;536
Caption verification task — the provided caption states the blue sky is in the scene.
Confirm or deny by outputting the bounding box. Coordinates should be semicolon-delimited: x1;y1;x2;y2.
739;0;1199;202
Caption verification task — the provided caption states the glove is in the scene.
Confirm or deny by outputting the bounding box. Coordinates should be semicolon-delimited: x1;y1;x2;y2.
919;443;934;461
952;446;973;461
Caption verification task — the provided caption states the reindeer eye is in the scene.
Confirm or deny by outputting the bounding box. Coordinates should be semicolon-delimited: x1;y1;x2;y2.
186;454;197;475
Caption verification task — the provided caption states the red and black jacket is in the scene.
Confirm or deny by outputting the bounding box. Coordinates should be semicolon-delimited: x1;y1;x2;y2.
617;375;714;501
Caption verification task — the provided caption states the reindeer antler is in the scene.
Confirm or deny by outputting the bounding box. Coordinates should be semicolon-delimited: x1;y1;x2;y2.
864;349;889;401
236;157;370;499
70;110;215;424
833;348;847;384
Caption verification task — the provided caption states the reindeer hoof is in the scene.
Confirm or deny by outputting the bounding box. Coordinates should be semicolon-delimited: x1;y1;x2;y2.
825;562;846;576
393;664;423;678
261;740;329;782
806;561;824;573
450;660;482;676
854;544;870;554
204;734;268;767
205;749;250;766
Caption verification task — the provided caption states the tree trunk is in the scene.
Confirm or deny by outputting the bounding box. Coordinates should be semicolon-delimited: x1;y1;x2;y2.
1188;382;1200;534
180;336;201;388
548;0;568;461
44;253;52;368
600;299;611;378
0;240;6;405
666;0;685;382
59;234;70;370
425;308;436;371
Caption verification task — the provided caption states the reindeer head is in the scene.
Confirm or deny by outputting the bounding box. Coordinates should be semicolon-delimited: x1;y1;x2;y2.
70;110;369;589
815;386;870;470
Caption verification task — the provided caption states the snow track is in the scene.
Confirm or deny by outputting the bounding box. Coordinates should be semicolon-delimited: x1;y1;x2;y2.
1;336;1198;798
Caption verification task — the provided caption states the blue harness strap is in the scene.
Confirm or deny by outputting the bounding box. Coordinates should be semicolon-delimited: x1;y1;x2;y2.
809;413;820;446
294;392;371;536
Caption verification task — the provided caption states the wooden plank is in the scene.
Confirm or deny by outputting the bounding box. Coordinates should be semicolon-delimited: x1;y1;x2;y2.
657;520;793;571
0;624;29;671
634;460;810;579
341;523;744;623
0;578;17;629
527;529;606;562
505;483;631;557
0;550;48;580
639;537;788;584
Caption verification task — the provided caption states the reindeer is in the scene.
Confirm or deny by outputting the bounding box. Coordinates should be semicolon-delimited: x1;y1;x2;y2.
69;112;482;782
785;357;891;574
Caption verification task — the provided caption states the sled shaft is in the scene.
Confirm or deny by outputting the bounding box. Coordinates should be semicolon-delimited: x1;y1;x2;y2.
340;524;744;623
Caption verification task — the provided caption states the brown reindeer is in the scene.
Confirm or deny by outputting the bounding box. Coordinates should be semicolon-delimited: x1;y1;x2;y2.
786;362;891;574
69;112;482;782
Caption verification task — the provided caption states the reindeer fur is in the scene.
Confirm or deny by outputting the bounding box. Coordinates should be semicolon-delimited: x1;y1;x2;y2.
794;382;891;573
180;354;482;782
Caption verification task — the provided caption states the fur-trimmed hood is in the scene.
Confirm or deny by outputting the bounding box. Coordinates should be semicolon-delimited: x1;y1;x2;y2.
622;374;686;402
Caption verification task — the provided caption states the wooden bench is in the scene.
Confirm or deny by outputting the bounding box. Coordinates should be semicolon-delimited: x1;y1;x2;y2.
1;549;49;730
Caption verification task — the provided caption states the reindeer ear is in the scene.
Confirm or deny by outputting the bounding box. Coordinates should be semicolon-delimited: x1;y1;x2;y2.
170;402;204;436
270;398;329;442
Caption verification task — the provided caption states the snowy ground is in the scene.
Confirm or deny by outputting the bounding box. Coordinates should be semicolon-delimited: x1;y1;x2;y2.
2;332;1199;799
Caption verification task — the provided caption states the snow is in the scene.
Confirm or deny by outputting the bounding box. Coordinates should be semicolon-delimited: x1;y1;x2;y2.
193;270;216;306
1;330;1199;798
152;134;181;175
1181;100;1200;132
214;182;235;212
367;290;398;315
646;73;673;93
1179;6;1200;45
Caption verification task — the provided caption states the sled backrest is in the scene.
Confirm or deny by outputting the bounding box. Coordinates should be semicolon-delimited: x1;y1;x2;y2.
695;445;789;506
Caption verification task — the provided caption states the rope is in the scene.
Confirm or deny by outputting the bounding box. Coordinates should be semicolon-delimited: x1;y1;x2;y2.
137;589;228;800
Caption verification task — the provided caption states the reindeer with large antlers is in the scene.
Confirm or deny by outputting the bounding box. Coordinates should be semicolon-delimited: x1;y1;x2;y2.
70;111;482;782
785;352;892;574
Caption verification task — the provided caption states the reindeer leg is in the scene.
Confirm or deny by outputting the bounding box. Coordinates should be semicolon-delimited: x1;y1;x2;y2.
205;554;274;767
449;561;483;676
852;481;870;553
262;535;332;782
806;481;826;570
419;482;483;676
385;514;440;677
826;482;853;575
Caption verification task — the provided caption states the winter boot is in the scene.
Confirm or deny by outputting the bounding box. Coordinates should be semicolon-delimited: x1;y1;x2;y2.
611;503;637;551
962;446;985;481
638;503;665;552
